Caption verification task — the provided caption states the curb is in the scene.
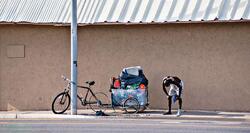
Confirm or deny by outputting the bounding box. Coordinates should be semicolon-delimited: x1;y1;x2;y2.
99;113;248;121
0;110;249;122
6;114;247;122
16;114;96;119
0;114;17;119
122;115;246;121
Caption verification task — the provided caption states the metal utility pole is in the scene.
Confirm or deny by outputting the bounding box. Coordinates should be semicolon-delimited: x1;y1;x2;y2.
71;0;78;115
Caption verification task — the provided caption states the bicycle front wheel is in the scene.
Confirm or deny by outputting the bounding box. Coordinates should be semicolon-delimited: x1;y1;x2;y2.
52;92;71;114
89;92;110;112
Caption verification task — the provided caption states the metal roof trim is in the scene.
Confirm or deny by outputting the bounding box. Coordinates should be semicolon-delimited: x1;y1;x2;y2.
1;19;250;27
0;0;249;25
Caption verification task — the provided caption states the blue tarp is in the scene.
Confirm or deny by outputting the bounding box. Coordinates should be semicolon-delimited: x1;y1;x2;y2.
111;89;148;106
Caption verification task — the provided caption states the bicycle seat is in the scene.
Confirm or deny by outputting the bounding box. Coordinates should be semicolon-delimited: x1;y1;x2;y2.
85;81;95;86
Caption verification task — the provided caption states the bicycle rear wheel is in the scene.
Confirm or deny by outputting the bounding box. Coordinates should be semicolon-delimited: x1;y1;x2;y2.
89;92;110;112
52;92;71;114
123;97;140;114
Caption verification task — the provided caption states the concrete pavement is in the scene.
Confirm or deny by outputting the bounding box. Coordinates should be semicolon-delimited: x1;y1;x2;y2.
1;119;250;133
0;109;250;121
2;118;250;133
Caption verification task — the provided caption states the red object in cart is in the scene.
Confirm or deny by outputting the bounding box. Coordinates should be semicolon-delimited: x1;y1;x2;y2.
114;79;120;88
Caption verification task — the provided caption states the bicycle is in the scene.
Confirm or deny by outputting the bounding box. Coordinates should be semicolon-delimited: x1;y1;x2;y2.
52;75;112;114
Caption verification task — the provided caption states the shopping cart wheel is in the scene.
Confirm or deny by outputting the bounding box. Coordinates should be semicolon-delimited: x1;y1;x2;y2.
123;97;140;114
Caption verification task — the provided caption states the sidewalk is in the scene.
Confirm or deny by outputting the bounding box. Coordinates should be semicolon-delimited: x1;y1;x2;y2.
0;109;250;121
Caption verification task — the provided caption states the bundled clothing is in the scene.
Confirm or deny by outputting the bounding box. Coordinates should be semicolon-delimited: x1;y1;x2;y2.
119;66;148;89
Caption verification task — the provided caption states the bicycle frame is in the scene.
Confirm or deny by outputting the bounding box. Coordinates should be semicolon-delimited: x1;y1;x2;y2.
63;81;99;106
77;85;99;106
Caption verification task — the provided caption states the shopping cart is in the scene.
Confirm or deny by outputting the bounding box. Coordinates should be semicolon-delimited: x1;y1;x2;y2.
110;66;149;114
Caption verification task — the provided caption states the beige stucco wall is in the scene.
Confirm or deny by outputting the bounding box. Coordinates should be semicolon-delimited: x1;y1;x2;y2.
0;23;250;111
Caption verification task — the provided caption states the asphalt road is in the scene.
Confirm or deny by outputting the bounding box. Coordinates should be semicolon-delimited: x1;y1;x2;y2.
0;118;250;133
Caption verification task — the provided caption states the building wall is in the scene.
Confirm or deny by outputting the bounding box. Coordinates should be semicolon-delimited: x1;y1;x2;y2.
0;23;250;111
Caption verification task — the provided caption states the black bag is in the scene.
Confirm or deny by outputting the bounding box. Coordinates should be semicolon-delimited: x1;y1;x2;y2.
119;67;148;89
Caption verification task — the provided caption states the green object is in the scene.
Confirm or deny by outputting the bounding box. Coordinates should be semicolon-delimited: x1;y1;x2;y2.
126;83;140;90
